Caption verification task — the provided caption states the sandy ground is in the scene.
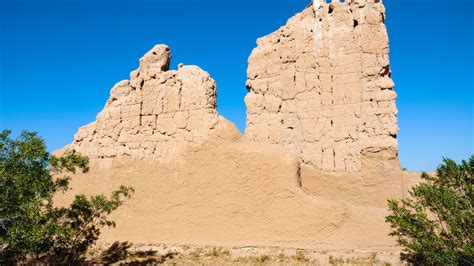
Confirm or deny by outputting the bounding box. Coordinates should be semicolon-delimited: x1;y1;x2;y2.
87;242;405;265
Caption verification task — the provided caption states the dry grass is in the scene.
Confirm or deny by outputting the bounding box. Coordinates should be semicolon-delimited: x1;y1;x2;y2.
86;242;400;265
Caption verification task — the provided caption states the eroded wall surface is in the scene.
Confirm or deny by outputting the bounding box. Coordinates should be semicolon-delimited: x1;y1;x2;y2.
69;45;234;162
60;0;406;250
245;0;398;172
58;137;398;250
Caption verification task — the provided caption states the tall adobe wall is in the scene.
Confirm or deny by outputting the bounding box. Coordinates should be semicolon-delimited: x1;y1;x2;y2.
245;0;398;172
69;45;236;161
65;0;405;207
57;0;409;250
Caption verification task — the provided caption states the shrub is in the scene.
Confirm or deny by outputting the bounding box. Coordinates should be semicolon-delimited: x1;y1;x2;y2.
0;130;134;263
386;156;473;265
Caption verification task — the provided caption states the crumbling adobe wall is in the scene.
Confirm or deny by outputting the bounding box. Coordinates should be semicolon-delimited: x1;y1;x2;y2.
58;137;398;251
58;0;407;251
245;0;398;172
69;45;235;162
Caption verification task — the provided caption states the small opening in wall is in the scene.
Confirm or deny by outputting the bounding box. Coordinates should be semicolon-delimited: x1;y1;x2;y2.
353;19;359;28
245;84;251;92
374;0;380;3
328;4;334;14
380;66;390;77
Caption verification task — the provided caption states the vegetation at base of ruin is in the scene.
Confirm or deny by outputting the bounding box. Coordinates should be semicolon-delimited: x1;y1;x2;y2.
0;130;134;263
292;249;309;262
86;243;395;265
386;155;474;265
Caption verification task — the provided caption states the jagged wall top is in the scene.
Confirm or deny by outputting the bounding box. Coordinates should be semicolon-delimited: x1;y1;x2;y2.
70;45;234;160
245;0;398;172
69;0;398;171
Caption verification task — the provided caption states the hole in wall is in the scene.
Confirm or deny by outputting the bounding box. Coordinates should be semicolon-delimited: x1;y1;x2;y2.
328;4;334;14
380;66;390;77
353;19;359;28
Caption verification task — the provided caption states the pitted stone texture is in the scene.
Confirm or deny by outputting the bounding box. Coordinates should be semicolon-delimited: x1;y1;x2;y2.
245;0;398;172
71;45;236;160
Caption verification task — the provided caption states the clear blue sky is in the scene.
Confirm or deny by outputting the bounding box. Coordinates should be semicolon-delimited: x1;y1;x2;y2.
0;0;472;171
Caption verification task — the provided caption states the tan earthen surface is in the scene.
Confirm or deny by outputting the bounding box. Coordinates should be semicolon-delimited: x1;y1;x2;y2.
68;44;232;162
246;0;398;173
58;0;407;252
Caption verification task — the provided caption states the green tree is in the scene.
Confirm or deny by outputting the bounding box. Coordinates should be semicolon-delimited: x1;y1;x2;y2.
0;130;134;263
386;156;473;265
